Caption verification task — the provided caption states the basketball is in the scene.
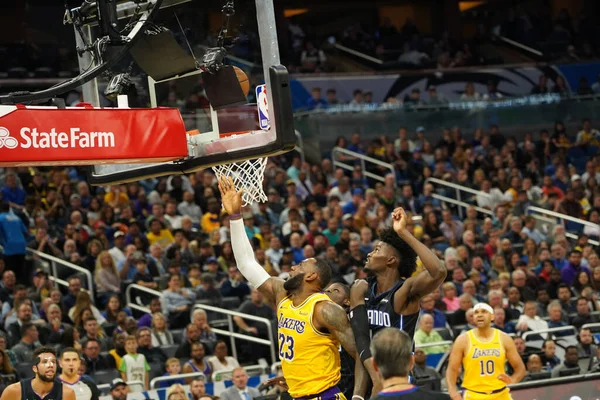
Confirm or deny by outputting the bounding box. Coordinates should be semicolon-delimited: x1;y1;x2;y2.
233;66;250;96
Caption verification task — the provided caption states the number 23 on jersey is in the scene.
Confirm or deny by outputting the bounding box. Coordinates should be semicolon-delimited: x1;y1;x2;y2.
278;333;295;361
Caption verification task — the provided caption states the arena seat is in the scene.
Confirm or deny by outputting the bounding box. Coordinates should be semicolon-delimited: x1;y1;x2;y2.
91;369;120;385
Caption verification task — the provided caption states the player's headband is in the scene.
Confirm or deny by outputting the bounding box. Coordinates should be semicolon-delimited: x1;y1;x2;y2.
473;303;494;314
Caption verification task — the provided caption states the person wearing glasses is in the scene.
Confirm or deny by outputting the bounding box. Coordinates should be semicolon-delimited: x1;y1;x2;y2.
0;346;76;400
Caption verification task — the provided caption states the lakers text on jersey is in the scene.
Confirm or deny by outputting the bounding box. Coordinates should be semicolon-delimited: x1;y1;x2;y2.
277;293;341;398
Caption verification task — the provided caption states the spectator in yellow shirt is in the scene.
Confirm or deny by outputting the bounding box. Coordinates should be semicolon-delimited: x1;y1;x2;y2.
201;197;221;233
146;218;174;249
104;185;129;209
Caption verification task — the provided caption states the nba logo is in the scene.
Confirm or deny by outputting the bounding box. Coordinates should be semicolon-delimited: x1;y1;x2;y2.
256;84;270;130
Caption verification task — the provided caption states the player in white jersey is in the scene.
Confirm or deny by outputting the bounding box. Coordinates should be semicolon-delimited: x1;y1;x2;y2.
119;334;150;389
59;347;100;400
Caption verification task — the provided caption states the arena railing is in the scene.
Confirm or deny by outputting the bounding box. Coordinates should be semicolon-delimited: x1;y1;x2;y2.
192;303;277;364
331;146;397;185
271;362;281;375
508;372;600;400
525;206;600;246
150;372;206;389
26;247;95;304
522;326;579;350
124;283;163;314
211;364;268;382
424;177;492;219
295;130;305;164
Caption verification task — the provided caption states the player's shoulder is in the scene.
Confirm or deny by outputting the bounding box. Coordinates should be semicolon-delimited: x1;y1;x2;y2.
2;382;22;398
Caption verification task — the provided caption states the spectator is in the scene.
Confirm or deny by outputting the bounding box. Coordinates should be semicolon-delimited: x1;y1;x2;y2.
95;251;121;306
551;346;580;377
571;297;598;329
0;202;28;283
158;358;185;388
174;323;200;359
190;309;217;349
542;339;561;371
163;274;195;329
136;327;167;365
576;327;598;358
81;317;109;351
306;87;327;110
207;340;239;372
220;266;250;301
300;41;326;73
190;377;207;400
138;297;163;329
460;82;481;101
492;307;516;334
119;334;150;390
68;291;106;326
151;313;174;347
10;322;40;363
413;314;448;354
411;348;442;391
441;282;460;311
516;301;548;333
420;294;447;328
522;354;544;381
219;367;261;400
82;338;113;373
182;342;213;383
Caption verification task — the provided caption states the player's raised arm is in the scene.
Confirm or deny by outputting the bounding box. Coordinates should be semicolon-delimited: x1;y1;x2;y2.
500;332;526;384
393;207;446;311
315;301;372;398
219;177;285;306
446;333;467;400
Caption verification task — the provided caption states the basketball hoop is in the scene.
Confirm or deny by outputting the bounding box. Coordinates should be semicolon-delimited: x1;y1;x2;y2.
213;157;268;205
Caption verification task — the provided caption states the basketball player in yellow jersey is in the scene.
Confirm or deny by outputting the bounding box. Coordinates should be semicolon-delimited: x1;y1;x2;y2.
446;303;525;400
219;177;371;400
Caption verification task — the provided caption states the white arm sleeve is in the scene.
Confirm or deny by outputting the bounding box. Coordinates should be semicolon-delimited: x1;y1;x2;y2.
230;218;270;288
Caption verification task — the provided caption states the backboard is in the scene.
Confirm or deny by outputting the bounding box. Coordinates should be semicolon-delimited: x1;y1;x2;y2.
86;0;295;185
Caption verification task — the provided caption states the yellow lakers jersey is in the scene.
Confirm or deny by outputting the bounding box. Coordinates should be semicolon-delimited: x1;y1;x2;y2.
462;328;507;394
277;293;341;398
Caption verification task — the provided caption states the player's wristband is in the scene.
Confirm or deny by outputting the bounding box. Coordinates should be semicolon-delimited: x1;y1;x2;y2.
229;213;242;219
349;304;372;363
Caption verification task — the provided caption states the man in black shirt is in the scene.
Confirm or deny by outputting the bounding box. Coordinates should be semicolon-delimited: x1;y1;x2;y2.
233;288;275;362
0;346;76;400
82;339;113;374
370;329;449;400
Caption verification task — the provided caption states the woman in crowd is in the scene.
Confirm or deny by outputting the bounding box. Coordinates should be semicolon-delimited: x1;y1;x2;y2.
102;295;132;323
151;312;174;347
441;282;460;311
69;290;107;325
94;250;121;306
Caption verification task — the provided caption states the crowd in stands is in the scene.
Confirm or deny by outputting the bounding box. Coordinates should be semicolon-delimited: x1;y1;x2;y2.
1;110;600;394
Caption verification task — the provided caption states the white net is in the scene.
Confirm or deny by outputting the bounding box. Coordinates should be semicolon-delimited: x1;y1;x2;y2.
213;157;269;205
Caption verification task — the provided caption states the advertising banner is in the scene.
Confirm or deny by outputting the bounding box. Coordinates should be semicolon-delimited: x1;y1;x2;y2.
0;105;189;166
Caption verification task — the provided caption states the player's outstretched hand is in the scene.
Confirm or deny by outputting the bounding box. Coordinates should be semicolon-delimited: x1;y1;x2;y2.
497;374;512;384
391;207;408;235
218;176;243;216
264;376;288;391
350;279;368;307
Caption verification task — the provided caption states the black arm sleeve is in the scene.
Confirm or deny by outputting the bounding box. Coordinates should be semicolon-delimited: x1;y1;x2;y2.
349;304;372;363
82;376;101;400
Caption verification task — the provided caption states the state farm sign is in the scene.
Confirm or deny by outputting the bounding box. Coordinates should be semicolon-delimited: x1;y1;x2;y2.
0;105;188;166
3;127;115;149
